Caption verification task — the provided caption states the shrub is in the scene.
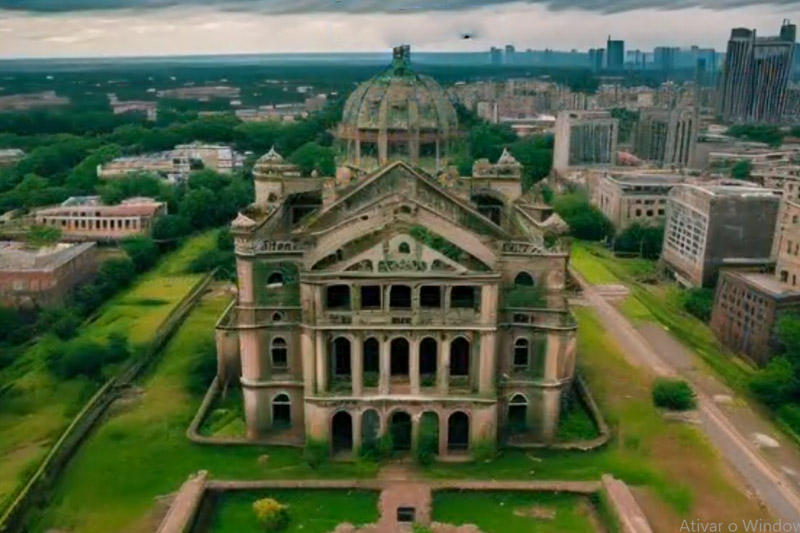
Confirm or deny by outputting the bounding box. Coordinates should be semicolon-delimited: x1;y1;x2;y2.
96;257;136;294
750;357;798;408
252;498;290;532
303;437;329;468
471;439;497;462
186;340;217;395
416;416;439;466
47;339;109;380
652;378;696;411
151;214;192;241
681;288;714;323
188;249;235;280
121;236;159;272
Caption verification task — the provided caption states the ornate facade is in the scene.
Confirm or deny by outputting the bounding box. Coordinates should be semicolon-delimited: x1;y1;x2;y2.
215;51;578;459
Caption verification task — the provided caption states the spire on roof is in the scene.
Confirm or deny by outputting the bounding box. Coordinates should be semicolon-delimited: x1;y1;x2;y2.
497;148;521;166
262;146;284;162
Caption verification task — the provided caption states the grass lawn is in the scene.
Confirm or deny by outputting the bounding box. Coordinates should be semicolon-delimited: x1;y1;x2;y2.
205;490;380;533
427;308;769;530
432;491;596;533
0;232;217;513
570;241;753;391
30;293;377;533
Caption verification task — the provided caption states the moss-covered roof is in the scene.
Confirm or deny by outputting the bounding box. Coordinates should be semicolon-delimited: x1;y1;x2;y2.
339;45;458;135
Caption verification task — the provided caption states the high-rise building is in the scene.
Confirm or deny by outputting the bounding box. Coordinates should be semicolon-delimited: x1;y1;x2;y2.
606;37;625;70
489;46;503;66
718;21;796;123
654;46;680;76
633;107;698;169
589;48;605;72
553;111;619;172
504;45;516;65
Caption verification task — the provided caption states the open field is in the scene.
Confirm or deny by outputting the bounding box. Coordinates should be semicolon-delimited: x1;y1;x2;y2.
432;491;597;533
569;241;754;390
0;233;216;513
429;308;769;531
203;490;380;533
29;293;377;533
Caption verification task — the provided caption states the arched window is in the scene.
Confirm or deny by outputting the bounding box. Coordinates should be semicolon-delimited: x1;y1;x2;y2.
419;337;438;381
272;337;288;368
514;272;534;286
391;338;410;377
513;338;529;369
267;272;284;286
272;393;291;427
333;337;352;377
450;337;470;377
363;337;380;375
398;242;411;254
508;394;527;433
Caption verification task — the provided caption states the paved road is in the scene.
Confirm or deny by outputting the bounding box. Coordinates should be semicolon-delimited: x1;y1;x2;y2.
572;269;800;523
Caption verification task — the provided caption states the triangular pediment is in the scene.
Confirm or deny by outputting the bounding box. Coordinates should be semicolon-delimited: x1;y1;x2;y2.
336;233;469;274
304;161;509;239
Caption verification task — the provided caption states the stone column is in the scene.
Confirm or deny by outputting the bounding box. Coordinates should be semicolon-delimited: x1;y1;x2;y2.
438;412;448;456
478;331;496;395
352;333;363;396
315;331;327;394
301;328;316;393
410;334;420;395
379;336;390;395
437;335;449;395
411;413;420;454
353;409;363;455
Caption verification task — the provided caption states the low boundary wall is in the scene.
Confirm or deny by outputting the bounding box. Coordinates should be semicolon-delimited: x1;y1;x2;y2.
157;472;652;533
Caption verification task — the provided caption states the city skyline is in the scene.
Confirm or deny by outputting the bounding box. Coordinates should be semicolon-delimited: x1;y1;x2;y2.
0;1;798;59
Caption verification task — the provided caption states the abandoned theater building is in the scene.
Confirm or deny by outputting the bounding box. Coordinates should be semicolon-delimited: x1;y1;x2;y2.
215;46;580;458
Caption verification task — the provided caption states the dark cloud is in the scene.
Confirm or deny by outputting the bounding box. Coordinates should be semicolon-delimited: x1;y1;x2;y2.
0;0;798;14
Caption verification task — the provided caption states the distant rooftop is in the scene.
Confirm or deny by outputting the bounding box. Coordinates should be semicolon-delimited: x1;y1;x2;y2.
0;241;95;272
608;173;687;186
729;271;800;300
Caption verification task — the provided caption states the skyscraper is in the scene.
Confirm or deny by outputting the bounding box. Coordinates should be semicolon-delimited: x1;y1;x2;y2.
589;48;605;72
718;21;796;123
489;46;503;66
606;37;625;70
654;46;679;77
504;44;516;65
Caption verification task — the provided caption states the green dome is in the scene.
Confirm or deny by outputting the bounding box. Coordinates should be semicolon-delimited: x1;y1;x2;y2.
337;45;459;171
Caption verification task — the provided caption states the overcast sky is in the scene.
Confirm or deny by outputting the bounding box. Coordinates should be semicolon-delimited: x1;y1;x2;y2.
0;0;798;59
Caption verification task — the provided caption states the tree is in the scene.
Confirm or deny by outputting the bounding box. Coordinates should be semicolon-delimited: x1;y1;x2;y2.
726;124;784;147
96;257;137;294
751;357;798;408
681;288;714;323
121;236;159;272
99;172;162;205
188;169;230;192
468;122;517;161
731;159;752;181
151;214;191;241
179;188;219;229
25;225;62;247
288;142;336;177
508;135;553;190
65;144;121;193
610;108;639;144
553;193;614;242
614;223;664;260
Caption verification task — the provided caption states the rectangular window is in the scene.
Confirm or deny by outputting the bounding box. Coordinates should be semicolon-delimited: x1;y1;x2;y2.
360;285;381;310
420;286;442;308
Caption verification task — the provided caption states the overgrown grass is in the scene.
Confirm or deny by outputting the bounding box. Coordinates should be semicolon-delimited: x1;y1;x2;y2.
570;241;754;391
556;397;599;442
427;309;769;528
432;491;596;533
207;490;380;533
0;232;217;514
29;294;377;533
